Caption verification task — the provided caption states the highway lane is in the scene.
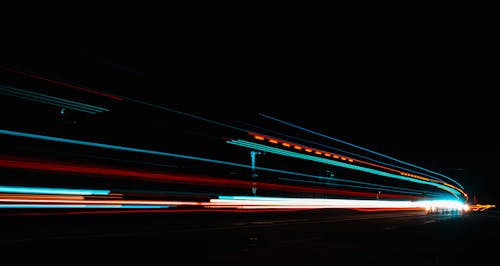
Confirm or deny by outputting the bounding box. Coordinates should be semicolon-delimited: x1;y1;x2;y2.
1;209;496;264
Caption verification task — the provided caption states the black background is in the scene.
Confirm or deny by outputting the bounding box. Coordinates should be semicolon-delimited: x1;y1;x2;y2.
1;17;498;204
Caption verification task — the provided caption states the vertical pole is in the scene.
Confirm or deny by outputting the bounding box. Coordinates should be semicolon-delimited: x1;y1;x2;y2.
250;151;260;196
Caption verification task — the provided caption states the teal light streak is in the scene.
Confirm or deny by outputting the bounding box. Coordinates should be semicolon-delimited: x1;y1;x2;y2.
122;93;442;187
0;85;109;114
0;129;435;197
0;185;110;195
278;178;447;197
0;204;171;209
1;85;109;111
98;95;454;198
219;195;304;201
1;90;98;114
227;139;462;198
116;205;171;209
280;175;446;197
32;86;462;197
123;98;249;132
250;129;449;186
259;113;464;190
0;128;247;166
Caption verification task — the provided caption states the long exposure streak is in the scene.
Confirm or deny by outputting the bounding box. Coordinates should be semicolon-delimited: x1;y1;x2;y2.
0;185;110;196
0;65;123;100
0;157;417;199
227;139;464;198
0;129;419;199
259;113;464;190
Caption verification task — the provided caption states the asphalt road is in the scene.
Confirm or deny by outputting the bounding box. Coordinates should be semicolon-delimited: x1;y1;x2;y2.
1;209;497;264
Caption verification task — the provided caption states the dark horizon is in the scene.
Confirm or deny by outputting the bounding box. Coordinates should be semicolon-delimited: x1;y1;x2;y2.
2;43;498;204
1;28;499;264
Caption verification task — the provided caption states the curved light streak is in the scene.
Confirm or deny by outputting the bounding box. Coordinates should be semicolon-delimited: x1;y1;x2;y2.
247;128;453;187
0;85;109;114
248;133;466;197
278;177;448;198
0;129;420;199
0;65;123;100
259;113;464;190
0;156;417;199
227;139;464;199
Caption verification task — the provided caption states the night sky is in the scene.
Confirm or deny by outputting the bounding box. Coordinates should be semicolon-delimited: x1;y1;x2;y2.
2;26;498;204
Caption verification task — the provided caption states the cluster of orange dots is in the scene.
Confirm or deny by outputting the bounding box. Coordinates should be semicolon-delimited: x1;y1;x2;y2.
252;134;354;163
252;133;435;182
400;171;429;181
401;172;419;178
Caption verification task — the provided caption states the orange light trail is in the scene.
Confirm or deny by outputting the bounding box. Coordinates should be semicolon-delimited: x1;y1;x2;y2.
0;197;201;206
0;156;419;200
247;132;466;198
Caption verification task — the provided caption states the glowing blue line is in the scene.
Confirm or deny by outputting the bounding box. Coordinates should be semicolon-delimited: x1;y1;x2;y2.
290;176;444;196
116;205;171;209
119;95;445;189
230;139;456;192
278;178;446;197
0;205;171;209
0;129;343;181
218;196;465;207
0;91;98;114
0;204;89;208
259;113;464;190
228;139;462;197
0;129;213;161
0;128;447;198
281;177;422;195
124;98;249;132
53;90;462;197
248;128;450;185
0;85;109;112
0;185;110;195
79;95;447;197
0;85;109;111
116;189;216;197
219;195;308;201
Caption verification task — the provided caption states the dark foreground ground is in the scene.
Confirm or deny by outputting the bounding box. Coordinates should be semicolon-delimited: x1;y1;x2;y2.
0;208;498;265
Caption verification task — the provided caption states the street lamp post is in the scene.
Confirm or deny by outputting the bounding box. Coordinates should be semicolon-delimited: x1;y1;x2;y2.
250;151;261;196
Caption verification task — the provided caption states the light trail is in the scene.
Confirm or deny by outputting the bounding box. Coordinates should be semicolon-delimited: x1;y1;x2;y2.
248;134;466;197
204;196;469;211
259;113;465;190
0;208;307;216
0;185;110;196
0;197;200;206
0;194;86;200
123;98;249;132
242;121;444;183
0;204;170;209
32;91;466;200
0;85;109;114
249;132;450;185
0;65;123;100
0;195;468;212
228;139;464;198
0;65;475;219
0;156;418;199
470;204;496;211
0;130;421;199
278;177;448;198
